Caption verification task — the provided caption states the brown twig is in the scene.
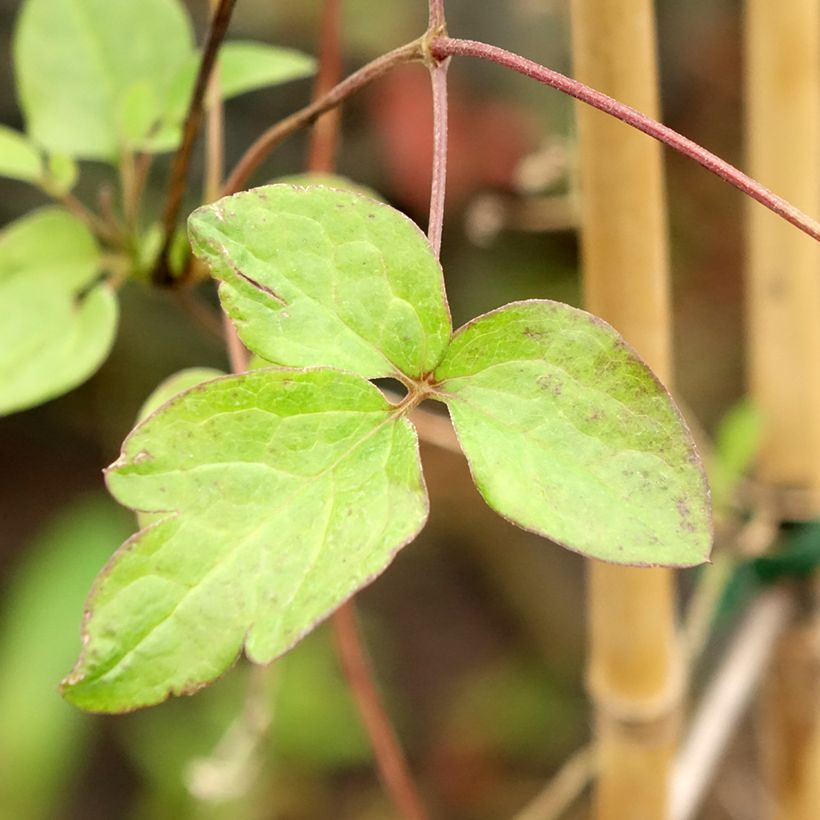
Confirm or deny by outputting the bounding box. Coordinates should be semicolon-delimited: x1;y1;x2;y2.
331;603;429;820
306;0;343;172
222;39;424;196
57;192;120;245
204;0;225;203
432;36;820;244
152;0;238;285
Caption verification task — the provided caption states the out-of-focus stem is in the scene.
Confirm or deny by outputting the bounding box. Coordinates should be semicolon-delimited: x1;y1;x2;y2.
569;1;682;818
332;604;429;820
204;0;225;203
306;0;342;172
223;39;423;196
152;0;237;284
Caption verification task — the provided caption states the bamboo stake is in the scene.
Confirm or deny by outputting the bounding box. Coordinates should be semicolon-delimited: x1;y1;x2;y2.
745;0;820;514
745;4;820;818
569;1;682;817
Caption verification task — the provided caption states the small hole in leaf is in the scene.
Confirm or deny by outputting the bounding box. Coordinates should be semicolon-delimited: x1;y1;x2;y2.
376;378;408;404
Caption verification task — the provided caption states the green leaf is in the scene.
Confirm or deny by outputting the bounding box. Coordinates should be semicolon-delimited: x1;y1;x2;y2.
117;81;162;147
137;367;225;423
14;0;194;160
218;42;315;97
145;42;316;154
61;367;427;712
189;185;451;380
135;368;226;532
274;172;383;202
435;301;711;567
0;495;132;820
271;628;370;767
0;125;43;183
44;153;79;195
710;398;762;508
0;208;118;415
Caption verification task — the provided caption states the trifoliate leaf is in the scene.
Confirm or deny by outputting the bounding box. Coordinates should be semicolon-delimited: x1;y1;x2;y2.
14;0;194;160
189;185;451;380
61;368;427;712
0;125;43;183
434;300;711;567
0;208;118;415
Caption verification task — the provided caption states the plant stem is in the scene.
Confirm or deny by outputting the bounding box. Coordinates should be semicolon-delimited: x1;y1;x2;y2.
428;0;445;30
331;603;429;820
222;39;424;196
56;192;120;245
431;36;820;245
426;58;449;256
153;0;238;284
512;745;595;820
204;0;225;203
306;0;343;172
568;1;681;817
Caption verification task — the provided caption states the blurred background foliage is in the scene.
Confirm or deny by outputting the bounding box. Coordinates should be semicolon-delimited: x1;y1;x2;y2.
0;0;759;817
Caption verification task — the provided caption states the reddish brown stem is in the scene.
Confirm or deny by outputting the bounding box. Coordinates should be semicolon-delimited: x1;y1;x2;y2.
153;0;238;284
428;0;446;30
222;39;424;196
331;603;429;820
432;36;820;244
427;58;450;256
307;0;343;172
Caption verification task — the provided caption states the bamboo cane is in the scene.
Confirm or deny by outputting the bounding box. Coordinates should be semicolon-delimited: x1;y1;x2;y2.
569;1;682;817
745;0;820;512
745;3;820;818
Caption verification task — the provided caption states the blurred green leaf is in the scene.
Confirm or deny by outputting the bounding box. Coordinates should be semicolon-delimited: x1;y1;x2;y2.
117;82;163;147
144;42;316;154
14;0;194;160
271;627;370;767
447;659;582;759
0;125;43;183
44;153;79;195
0;208;118;415
0;495;133;820
710;398;762;509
